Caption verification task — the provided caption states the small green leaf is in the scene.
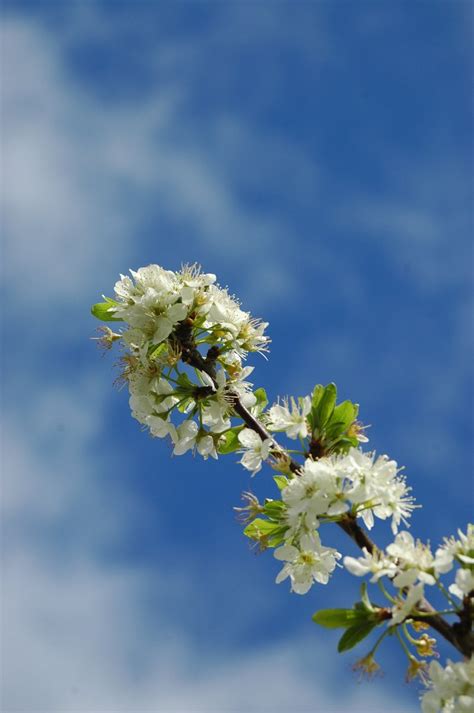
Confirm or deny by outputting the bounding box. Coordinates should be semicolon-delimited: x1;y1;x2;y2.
263;499;285;521
335;435;359;451
324;421;347;443
253;387;268;413
312;608;366;629
244;518;278;536
176;398;193;413
217;427;244;454
243;519;287;546
91;299;123;322
337;622;376;653
149;342;168;360
331;401;356;431
316;383;337;429
267;533;287;548
311;384;324;410
273;475;289;491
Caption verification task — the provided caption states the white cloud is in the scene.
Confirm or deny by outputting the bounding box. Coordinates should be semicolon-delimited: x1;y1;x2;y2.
2;552;417;713
1;363;418;713
1;15;322;313
341;155;471;293
1;10;463;712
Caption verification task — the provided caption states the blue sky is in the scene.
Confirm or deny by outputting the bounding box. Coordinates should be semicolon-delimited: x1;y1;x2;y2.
1;2;472;711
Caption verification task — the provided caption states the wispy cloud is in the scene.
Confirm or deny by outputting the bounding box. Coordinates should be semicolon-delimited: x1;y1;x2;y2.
343;156;472;293
1;331;417;712
1;5;469;711
3;554;417;712
2;13;325;313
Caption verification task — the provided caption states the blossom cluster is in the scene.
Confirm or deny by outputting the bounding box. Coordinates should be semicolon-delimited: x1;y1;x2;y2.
93;264;472;710
344;525;474;594
266;393;368;446
267;446;413;596
93;264;270;459
281;447;415;536
344;525;474;627
421;658;474;713
112;264;269;357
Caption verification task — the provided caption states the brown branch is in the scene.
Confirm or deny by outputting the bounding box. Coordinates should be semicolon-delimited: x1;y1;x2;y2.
175;334;473;658
230;393;473;658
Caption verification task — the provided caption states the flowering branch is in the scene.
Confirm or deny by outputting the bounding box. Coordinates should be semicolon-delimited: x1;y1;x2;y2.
92;263;473;712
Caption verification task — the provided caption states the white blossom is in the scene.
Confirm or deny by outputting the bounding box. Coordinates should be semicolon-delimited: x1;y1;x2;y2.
267;396;311;439
390;582;424;626
196;434;218;460
172;420;199;456
340;448;415;533
129;390;155;423
151;377;180;413
449;568;474;600
199;367;256;433
343;548;397;582
282;457;352;534
146;414;175;439
386;531;436;586
433;547;456;576
238;428;272;474
274;532;341;594
421;658;474;713
112;264;269;361
279;448;415;536
98;264;273;460
434;525;474;576
200;284;270;356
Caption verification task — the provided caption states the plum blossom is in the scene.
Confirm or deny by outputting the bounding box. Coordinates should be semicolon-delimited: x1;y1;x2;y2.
390;583;425;626
421;658;474;713
343;547;397;582
238;428;272;474
172;420;199;456
274;532;341;594
449;568;474;600
267;396;311;439
340;448;416;534
386;531;436;587
434;525;474;575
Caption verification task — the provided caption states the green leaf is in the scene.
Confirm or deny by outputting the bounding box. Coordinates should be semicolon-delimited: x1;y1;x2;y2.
337;621;377;653
324;421;347;444
308;385;324;430
243;519;287;546
253;387;268;413
335;435;359;451
91;299;123;322
331;401;356;431
244;518;279;536
267;532;287;548
311;384;324;410
273;475;289;491
149;342;168;360
176;398;193;414
263;499;285;521
217;427;243;454
312;608;367;629
316;383;337;429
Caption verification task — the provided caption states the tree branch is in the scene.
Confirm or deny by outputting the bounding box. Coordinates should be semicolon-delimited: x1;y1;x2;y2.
177;336;473;658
